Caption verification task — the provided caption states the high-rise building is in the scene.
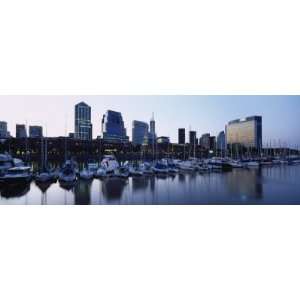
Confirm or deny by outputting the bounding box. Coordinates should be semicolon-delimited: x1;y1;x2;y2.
132;121;149;145
226;116;262;148
209;136;216;151
29;126;43;138
75;102;93;140
0;121;9;138
150;114;156;137
16;124;27;138
217;131;226;150
178;128;185;144
101;110;129;143
189;131;197;145
200;133;211;150
146;114;157;146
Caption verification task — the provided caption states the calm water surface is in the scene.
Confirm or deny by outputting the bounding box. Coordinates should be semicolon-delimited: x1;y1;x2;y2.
0;165;300;205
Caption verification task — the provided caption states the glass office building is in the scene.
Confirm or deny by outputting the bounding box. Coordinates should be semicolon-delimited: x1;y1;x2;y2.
226;116;262;148
178;128;185;144
102;110;129;143
29;126;43;138
75;102;93;140
16;124;27;138
132;121;149;145
0;121;9;138
217;131;226;150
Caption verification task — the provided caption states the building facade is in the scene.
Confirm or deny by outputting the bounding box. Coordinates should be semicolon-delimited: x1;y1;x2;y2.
178;128;185;144
29;126;43;138
189;131;197;145
75;102;93;140
226;116;262;149
16;124;27;138
102;110;129;143
200;133;211;150
132;121;149;145
0;121;9;138
217;131;226;150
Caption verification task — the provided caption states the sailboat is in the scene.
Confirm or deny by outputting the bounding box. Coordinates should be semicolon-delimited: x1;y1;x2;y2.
35;135;56;183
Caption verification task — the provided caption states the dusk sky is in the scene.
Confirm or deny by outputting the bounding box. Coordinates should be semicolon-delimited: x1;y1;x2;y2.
1;95;299;146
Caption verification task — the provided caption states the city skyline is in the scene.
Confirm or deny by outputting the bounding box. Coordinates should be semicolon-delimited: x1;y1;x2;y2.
0;95;299;146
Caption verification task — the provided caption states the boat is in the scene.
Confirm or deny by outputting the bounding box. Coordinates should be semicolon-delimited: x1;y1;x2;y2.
59;160;77;183
0;153;24;177
129;163;144;176
178;160;195;171
87;163;99;176
140;162;154;175
229;160;244;168
153;161;169;174
166;160;179;173
95;167;107;178
100;155;120;175
79;168;94;180
114;164;130;178
198;165;210;172
35;171;56;183
0;166;33;185
272;159;281;165
245;161;260;168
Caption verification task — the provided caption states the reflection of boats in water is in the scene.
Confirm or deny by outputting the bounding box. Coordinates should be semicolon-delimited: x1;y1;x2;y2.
1;183;30;199
102;178;127;201
35;181;53;194
59;181;76;191
132;177;149;192
74;180;92;205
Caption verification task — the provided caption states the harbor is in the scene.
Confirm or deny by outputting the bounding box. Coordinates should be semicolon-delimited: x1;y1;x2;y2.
0;152;300;205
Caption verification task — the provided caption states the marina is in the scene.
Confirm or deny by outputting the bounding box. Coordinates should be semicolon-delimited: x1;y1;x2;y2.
0;153;300;205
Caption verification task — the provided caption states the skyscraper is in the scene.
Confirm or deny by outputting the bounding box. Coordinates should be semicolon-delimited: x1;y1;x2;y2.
189;131;197;145
147;114;157;146
217;131;226;150
132;121;149;145
200;133;211;150
29;126;43;138
16;124;27;138
226;116;262;149
178;128;185;144
75;102;93;140
150;114;156;137
102;110;129;143
0;121;9;138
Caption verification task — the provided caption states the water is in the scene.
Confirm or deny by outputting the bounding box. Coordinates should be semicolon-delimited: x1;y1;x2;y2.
0;165;300;205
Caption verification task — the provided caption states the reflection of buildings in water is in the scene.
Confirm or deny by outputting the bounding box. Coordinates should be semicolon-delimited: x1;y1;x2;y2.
187;172;197;182
1;183;30;199
132;177;149;192
225;169;263;201
178;173;186;183
102;178;127;201
74;180;92;205
149;176;155;192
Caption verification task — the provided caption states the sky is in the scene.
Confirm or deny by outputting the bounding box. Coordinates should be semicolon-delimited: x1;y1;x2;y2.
0;95;299;146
